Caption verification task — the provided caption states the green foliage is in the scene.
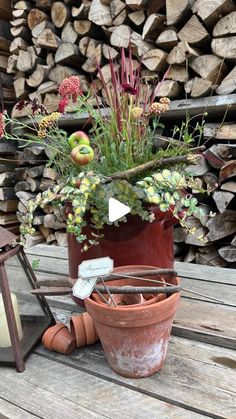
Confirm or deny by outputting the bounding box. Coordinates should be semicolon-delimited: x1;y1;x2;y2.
31;259;40;270
19;170;205;251
172;114;206;146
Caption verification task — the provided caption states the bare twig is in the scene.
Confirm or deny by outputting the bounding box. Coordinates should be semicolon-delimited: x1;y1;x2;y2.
109;146;206;180
95;285;181;294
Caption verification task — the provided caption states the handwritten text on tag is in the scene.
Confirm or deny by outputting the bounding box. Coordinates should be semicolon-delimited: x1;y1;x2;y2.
72;257;114;299
72;277;98;300
79;257;114;278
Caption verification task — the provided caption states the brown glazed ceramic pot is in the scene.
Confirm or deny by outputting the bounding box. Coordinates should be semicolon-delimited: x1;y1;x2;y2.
85;265;180;379
42;323;76;355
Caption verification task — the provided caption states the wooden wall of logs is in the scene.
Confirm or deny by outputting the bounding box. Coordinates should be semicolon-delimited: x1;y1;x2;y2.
2;0;236;265
174;122;236;267
8;0;236;110
0;0;18;235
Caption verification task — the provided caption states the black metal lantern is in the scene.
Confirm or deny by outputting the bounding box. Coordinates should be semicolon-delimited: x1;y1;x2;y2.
0;227;54;372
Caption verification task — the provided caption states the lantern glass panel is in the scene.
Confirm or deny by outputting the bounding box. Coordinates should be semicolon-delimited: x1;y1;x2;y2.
0;253;52;364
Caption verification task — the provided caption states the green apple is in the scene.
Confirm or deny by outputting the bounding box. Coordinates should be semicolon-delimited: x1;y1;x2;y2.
71;144;94;167
68;131;90;149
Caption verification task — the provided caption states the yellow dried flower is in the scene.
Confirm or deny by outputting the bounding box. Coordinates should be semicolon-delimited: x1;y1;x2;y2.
38;129;47;139
159;97;170;105
37;112;61;139
132;106;143;119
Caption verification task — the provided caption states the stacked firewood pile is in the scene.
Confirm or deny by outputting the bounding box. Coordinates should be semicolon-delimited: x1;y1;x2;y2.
0;148;19;235
174;122;236;268
7;0;236;113
14;147;68;247
0;1;15;106
0;1;18;234
4;0;236;265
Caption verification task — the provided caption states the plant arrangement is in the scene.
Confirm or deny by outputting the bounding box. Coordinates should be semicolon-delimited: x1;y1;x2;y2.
0;49;207;250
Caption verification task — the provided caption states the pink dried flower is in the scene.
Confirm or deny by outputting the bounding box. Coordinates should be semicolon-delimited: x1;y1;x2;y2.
58;96;69;114
58;76;82;101
160;103;169;112
148;101;169;115
148;102;163;115
0;112;5;139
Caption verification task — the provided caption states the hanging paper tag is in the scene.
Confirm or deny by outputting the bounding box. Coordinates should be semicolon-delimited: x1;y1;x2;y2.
72;257;114;299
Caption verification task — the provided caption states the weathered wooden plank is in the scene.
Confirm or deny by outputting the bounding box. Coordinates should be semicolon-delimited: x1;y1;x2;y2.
8;254;68;276
180;277;236;306
23;247;236;288
26;244;68;260
0;354;204;419
0;365;106;418
20;107;111;129
25;246;236;286
19;94;236;125
175;261;236;285
35;336;236;419
162;94;236;120
174;299;236;349
0;398;37;419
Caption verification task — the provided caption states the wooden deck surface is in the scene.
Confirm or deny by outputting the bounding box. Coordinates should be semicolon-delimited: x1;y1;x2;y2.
0;244;235;419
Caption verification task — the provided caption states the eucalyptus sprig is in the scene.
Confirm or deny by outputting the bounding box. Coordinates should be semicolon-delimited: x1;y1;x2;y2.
20;169;208;250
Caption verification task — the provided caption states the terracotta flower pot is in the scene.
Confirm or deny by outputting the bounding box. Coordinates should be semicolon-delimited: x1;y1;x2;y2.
108;293;145;306
70;312;99;348
85;265;180;379
42;323;76;354
91;265;166;307
70;315;86;348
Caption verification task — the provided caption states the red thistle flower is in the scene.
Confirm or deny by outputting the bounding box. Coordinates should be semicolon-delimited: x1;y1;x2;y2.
0;112;5;139
121;84;137;95
58;96;69;114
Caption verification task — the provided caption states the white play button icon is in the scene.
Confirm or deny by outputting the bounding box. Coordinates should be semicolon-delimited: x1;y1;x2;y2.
108;198;130;222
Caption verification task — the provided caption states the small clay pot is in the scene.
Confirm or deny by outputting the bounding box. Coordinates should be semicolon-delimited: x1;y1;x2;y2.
70;312;99;348
70;315;86;348
81;312;99;345
42;323;76;354
108;293;145;306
